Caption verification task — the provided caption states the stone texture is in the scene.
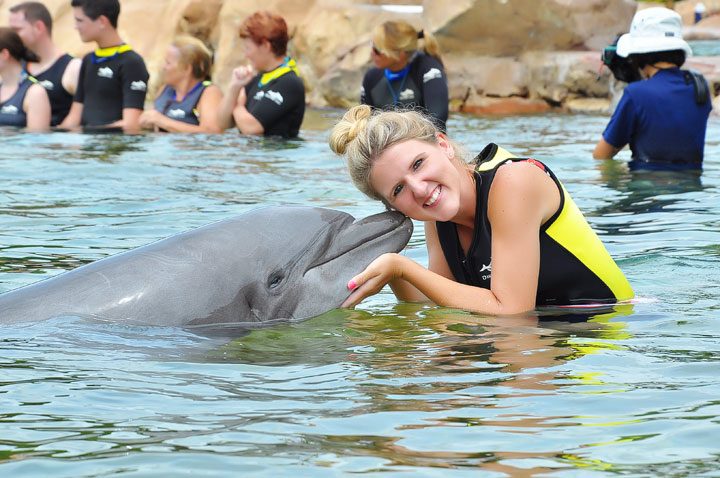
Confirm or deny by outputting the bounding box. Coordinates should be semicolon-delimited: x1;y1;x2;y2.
2;0;717;116
424;0;637;55
460;96;552;115
564;97;611;113
523;51;610;104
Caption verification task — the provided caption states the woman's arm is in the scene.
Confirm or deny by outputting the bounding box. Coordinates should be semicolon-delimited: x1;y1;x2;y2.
24;83;51;132
196;85;223;134
344;162;560;315
217;66;256;131
232;87;264;135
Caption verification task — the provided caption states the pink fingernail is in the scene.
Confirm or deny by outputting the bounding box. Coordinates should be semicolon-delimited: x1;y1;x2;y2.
347;280;357;291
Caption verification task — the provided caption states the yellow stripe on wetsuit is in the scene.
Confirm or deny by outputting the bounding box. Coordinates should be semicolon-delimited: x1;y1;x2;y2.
545;185;634;301
94;44;133;57
258;58;299;88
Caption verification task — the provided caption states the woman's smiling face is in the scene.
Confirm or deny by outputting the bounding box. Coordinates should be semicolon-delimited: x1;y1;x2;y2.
369;137;464;222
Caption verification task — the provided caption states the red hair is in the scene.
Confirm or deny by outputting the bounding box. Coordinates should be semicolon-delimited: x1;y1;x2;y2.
238;11;289;57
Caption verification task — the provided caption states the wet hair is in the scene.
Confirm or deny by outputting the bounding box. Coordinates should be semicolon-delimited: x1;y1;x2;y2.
630;49;686;69
329;105;463;202
171;35;213;81
238;11;289;57
70;0;120;29
0;27;39;62
372;20;443;65
9;2;53;35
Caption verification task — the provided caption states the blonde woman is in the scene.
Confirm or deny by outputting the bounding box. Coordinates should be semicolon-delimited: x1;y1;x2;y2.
362;21;448;131
140;36;223;133
330;105;634;314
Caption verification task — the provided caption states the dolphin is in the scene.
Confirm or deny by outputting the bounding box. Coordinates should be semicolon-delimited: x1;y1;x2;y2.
0;206;413;330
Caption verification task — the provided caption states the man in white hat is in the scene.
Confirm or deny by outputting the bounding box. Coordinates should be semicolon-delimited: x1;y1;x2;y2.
593;7;712;170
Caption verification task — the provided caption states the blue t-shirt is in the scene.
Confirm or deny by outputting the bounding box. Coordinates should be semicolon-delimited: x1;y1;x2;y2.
602;68;712;170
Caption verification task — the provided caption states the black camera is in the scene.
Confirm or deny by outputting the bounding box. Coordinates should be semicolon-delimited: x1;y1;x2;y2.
601;36;641;83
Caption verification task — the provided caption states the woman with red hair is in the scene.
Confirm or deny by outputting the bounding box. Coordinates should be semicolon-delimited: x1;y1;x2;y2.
217;11;305;138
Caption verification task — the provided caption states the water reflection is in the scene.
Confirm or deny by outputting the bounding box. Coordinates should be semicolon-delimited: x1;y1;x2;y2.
594;159;704;216
201;304;636;472
76;134;147;163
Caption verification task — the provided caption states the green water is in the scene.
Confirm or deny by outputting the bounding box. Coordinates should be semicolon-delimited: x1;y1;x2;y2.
1;110;720;476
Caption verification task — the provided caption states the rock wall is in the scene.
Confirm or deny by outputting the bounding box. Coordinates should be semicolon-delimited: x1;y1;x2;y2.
0;0;718;115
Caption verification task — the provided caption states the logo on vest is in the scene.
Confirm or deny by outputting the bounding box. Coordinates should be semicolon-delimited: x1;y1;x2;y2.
265;90;284;106
423;68;442;83
130;81;147;91
253;91;265;101
98;67;113;79
0;105;19;115
39;80;55;90
480;262;491;281
167;108;186;119
398;88;415;101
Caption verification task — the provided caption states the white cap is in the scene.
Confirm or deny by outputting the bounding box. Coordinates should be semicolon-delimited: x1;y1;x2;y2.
616;7;692;58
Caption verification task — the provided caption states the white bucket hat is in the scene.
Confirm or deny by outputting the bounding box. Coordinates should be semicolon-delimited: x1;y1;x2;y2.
616;7;692;58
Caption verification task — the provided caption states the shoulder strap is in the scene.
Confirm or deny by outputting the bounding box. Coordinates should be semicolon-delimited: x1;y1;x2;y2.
473;143;517;172
683;69;710;105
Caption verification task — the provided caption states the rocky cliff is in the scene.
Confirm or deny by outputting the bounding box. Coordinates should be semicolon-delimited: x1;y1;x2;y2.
1;0;718;115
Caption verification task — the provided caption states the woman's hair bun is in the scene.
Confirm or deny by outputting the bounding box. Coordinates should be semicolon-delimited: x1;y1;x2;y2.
329;104;372;155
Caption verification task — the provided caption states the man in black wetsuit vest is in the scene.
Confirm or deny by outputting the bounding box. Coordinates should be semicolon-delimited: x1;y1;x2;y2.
8;2;82;126
60;0;149;133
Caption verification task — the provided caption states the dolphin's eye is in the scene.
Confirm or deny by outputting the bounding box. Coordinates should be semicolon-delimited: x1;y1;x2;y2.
267;271;284;289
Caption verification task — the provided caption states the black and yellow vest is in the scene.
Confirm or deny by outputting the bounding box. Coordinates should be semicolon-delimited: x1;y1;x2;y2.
436;143;634;306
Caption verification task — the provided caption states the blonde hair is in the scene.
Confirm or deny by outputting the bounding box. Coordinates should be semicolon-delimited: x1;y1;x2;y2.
372;20;442;65
330;105;465;202
171;35;213;80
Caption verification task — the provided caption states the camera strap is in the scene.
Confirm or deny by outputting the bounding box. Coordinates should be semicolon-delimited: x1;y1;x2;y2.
683;69;710;105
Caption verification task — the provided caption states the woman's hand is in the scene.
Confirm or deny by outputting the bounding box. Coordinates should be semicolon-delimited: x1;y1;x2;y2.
139;109;164;130
229;65;256;90
342;253;404;308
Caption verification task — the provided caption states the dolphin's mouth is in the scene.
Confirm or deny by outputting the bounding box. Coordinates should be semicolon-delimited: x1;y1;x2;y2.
305;212;412;272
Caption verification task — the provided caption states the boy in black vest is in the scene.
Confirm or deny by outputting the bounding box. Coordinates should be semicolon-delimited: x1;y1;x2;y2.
60;0;149;133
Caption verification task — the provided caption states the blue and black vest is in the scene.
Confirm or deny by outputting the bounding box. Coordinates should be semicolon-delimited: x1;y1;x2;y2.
154;81;211;126
0;75;37;127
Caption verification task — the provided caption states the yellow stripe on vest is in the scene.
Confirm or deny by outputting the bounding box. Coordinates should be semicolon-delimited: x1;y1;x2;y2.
94;44;133;57
546;186;634;301
476;145;515;172
258;58;299;88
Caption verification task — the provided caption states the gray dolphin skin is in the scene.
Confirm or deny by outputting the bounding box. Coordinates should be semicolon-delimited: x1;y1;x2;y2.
0;206;413;330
